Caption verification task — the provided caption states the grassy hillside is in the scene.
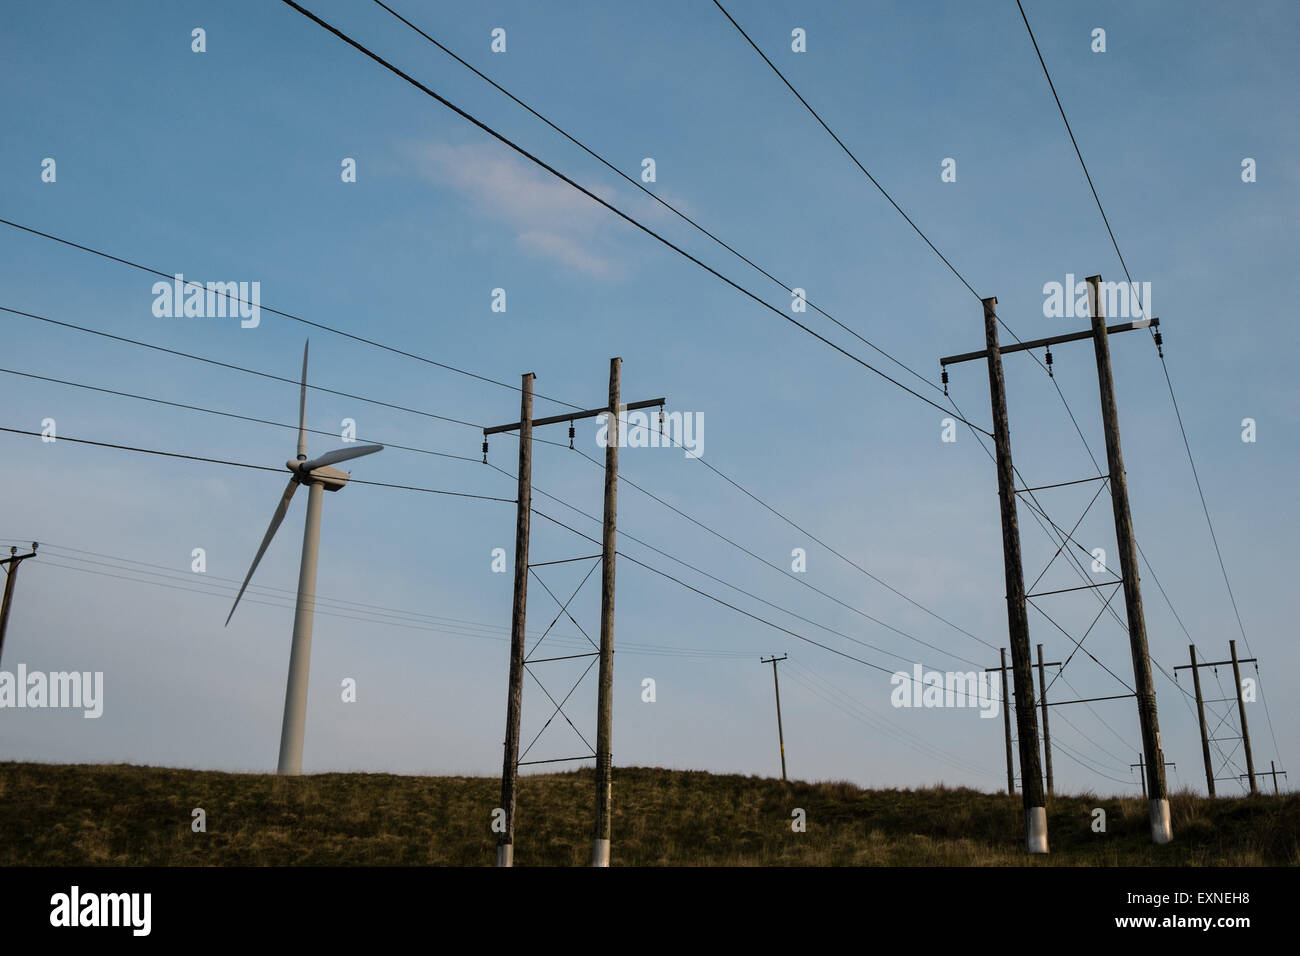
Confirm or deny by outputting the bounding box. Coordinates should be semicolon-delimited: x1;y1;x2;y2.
1;762;1295;865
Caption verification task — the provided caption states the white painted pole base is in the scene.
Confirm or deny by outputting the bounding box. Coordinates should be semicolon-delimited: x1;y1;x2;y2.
1026;806;1049;854
496;844;513;867
591;838;610;867
1150;798;1172;844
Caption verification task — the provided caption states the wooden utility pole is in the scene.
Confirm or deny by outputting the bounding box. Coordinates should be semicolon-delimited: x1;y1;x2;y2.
1131;753;1175;798
941;282;1168;844
592;356;620;867
1131;753;1147;798
1247;761;1284;795
1230;639;1257;795
0;543;38;665
981;297;1047;852
1036;644;1054;796
1241;763;1286;794
496;373;534;867
1175;643;1261;798
998;649;1015;794
1188;644;1215;796
989;647;1060;797
1086;274;1170;843
761;654;789;781
485;364;663;867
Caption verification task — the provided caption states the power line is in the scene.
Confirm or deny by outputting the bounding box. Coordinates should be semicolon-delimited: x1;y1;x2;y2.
1055;672;1135;755
10;494;993;780
4;288;992;660
40;542;582;637
0;2;1011;714
710;6;1146;647
0;426;512;503
1050;709;1131;773
564;447;987;665
3;354;987;672
780;659;997;780
709;0;1186;699
227;0;1013;658
0;366;482;465
13;6;1196;718
1013;0;1282;766
943;393;1176;772
273;0;992;434
4;294;1014;670
713;0;1115;495
710;0;980;301
504;451;987;671
1051;737;1136;787
1;2;1229;794
0;305;482;430
23;549;753;661
1012;0;1136;313
371;0;944;398
9;23;1172;776
532;507;924;680
952;390;1201;747
0;218;582;412
10;442;1013;785
570;428;996;654
712;0;1252;791
521;477;976;672
783;658;993;771
3;287;990;661
712;0;1173;675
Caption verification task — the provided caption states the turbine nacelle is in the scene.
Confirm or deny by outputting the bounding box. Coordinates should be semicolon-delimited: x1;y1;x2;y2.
285;445;382;491
286;460;351;490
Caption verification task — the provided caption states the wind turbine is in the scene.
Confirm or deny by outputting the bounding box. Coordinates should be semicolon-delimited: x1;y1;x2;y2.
225;340;383;775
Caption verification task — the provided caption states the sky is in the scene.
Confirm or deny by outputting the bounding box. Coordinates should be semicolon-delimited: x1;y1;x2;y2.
1;0;1296;800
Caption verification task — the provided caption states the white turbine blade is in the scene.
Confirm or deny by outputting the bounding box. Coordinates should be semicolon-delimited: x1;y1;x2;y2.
297;340;309;460
225;478;299;627
301;443;383;471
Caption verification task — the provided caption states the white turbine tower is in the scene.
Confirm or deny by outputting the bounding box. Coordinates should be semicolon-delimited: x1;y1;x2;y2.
225;341;382;775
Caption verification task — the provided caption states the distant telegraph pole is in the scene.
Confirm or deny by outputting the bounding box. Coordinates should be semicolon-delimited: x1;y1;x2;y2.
0;543;38;665
1132;754;1175;798
987;647;1060;797
760;654;789;781
1240;761;1287;795
1175;642;1260;798
986;648;1016;795
1036;644;1061;796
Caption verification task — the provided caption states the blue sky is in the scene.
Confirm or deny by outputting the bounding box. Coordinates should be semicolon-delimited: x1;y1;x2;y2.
1;0;1296;799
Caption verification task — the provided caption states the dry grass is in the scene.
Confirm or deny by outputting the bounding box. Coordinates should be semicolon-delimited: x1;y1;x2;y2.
1;762;1295;866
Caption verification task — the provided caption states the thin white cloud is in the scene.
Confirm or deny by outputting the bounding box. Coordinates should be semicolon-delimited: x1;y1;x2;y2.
418;141;627;278
516;230;621;279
